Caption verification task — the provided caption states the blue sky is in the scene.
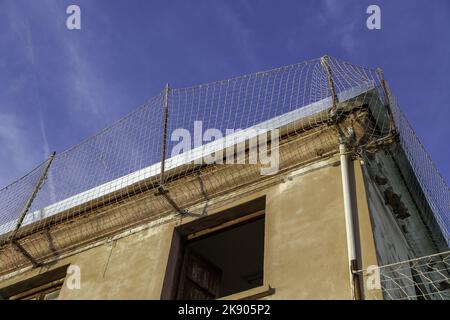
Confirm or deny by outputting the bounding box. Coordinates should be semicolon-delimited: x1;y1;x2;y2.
0;0;449;188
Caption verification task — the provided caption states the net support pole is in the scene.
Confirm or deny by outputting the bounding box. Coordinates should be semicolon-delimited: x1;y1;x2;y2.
321;54;347;139
375;68;396;134
320;55;339;116
339;141;361;300
160;83;170;186
155;83;192;216
10;152;56;241
9;151;56;267
321;55;360;299
375;68;389;107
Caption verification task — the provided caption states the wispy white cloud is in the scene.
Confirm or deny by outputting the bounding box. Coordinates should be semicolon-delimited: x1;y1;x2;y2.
0;0;112;188
321;1;358;54
287;1;357;55
0;113;41;188
216;1;260;69
40;0;110;122
0;5;40;187
5;10;36;66
38;111;56;203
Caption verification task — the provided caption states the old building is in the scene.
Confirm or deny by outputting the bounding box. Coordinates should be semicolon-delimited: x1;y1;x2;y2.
0;56;448;300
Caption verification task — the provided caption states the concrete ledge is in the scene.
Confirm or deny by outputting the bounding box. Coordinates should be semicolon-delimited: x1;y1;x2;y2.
219;284;275;300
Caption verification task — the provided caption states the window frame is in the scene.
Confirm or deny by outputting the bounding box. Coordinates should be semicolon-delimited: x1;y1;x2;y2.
160;196;267;300
0;264;69;300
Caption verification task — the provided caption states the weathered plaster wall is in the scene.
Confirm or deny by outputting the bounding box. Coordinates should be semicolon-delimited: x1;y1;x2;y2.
0;160;380;300
264;163;350;299
361;147;445;263
58;222;174;299
358;146;449;300
362;163;411;267
0;220;175;299
263;161;378;299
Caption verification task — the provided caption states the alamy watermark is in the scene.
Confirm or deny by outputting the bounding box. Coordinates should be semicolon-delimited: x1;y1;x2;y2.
66;264;81;290
66;5;81;30
171;121;280;176
365;265;381;290
366;5;381;30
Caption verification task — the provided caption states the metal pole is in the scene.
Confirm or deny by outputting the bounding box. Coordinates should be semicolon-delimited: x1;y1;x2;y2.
321;55;360;298
320;55;339;113
160;83;170;186
375;68;396;134
375;68;389;106
9;151;56;267
154;83;191;216
10;152;56;242
339;141;361;300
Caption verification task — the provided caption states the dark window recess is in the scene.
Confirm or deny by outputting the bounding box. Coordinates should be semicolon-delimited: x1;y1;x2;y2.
161;197;266;300
11;280;63;300
0;265;68;300
185;217;264;298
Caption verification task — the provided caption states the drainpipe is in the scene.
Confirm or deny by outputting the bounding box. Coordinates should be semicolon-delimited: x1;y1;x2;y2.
321;55;361;299
339;139;361;300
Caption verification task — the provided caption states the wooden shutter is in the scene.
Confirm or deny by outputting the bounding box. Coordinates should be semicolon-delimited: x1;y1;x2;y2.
177;248;222;299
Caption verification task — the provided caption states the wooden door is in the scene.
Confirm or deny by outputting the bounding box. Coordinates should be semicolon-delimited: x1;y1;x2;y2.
176;248;222;299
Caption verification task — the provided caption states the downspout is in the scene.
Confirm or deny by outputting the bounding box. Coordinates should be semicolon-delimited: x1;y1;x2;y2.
321;55;361;299
339;139;361;300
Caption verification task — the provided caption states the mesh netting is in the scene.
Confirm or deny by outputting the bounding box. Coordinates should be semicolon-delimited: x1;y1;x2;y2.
389;92;450;247
0;56;448;274
357;251;450;300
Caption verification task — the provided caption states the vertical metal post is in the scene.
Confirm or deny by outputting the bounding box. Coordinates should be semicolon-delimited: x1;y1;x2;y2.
10;152;56;242
155;83;191;216
9;151;56;267
375;68;389;106
321;54;360;299
376;68;396;133
320;55;339;114
160;83;170;186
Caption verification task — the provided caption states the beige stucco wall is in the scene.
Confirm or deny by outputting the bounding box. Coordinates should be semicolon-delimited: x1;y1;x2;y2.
0;160;379;300
0;221;176;299
263;160;378;299
264;163;350;299
59;222;175;299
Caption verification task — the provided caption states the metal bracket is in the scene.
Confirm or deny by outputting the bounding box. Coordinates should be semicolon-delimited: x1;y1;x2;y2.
154;184;193;216
11;239;40;268
350;258;362;300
